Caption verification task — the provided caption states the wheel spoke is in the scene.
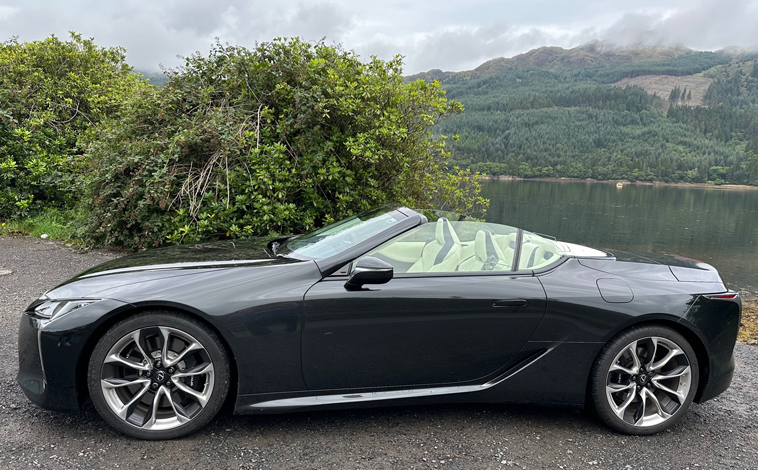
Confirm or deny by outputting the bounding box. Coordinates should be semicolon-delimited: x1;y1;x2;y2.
609;342;640;375
643;388;671;420
610;387;637;419
651;378;686;403
142;386;165;429
610;363;636;375
650;348;683;371
164;342;203;368
159;327;171;365
172;362;214;379
654;364;690;380
101;377;150;389
104;353;150;371
642;337;658;368
114;381;151;420
166;390;191;424
633;390;646;424
173;378;210;407
628;341;642;372
131;330;153;368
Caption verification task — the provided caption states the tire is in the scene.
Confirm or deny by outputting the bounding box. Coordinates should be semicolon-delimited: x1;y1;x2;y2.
590;324;699;435
88;311;231;440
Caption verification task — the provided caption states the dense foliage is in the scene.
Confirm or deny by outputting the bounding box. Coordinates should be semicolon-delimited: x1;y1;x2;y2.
564;52;731;84
0;33;144;218
437;52;758;185
84;39;485;249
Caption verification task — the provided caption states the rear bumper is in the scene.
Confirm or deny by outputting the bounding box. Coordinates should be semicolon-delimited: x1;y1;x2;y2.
17;299;131;413
695;349;735;403
682;293;741;404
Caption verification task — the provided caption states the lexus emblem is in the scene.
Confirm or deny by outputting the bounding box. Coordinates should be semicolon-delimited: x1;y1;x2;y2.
640;374;647;383
156;371;166;382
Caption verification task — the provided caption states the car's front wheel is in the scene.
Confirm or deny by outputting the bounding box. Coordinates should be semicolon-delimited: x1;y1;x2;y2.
88;311;230;440
590;324;699;435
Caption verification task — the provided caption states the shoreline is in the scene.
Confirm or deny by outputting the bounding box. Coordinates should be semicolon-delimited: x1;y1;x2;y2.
480;175;758;191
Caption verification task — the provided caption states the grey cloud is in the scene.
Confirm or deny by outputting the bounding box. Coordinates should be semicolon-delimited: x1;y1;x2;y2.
594;0;758;49
392;0;758;73
0;0;756;75
397;23;558;72
288;3;352;39
161;0;247;35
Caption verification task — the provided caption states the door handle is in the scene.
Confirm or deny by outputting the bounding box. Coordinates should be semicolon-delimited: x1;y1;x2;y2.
492;299;527;308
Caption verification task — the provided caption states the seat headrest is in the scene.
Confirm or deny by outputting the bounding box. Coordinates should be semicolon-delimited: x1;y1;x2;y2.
435;217;460;245
475;230;505;262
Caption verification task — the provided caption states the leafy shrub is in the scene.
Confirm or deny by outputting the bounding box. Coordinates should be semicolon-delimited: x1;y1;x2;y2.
0;33;144;218
84;39;487;249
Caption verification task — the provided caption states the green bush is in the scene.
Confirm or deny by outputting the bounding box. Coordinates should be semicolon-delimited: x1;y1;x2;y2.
84;39;487;249
0;33;145;218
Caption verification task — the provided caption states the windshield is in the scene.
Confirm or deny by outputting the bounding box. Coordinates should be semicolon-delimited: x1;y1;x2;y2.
280;206;403;260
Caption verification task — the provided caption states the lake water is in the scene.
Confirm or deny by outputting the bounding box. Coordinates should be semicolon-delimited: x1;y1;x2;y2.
481;179;758;297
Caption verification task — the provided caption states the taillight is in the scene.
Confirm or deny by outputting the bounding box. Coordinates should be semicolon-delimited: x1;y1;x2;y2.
704;292;739;300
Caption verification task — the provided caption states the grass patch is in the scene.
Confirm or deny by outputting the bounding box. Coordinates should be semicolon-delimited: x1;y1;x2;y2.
0;208;81;240
739;298;758;346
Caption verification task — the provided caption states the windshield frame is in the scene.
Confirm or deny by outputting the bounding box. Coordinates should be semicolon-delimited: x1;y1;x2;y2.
276;206;426;277
278;206;408;260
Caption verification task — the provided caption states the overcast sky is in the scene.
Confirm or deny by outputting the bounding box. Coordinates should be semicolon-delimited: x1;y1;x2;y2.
1;0;757;74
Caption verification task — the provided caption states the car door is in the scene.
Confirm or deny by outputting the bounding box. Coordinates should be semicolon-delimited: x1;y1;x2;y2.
301;272;547;390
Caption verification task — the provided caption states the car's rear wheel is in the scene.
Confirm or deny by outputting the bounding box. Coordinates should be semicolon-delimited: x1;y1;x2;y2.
590;324;699;435
88;311;230;440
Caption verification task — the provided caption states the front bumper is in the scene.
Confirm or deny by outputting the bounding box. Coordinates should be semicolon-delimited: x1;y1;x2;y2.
17;299;131;413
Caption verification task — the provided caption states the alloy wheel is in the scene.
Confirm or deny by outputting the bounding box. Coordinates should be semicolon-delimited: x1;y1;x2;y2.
605;336;693;427
99;326;215;431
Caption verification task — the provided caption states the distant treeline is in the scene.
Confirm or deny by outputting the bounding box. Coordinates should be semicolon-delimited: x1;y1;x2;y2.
436;53;758;186
564;52;731;83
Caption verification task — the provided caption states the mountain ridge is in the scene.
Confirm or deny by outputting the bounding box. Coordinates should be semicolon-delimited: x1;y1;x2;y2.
407;42;717;83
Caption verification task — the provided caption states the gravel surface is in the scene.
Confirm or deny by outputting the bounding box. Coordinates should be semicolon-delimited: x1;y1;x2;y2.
1;236;757;470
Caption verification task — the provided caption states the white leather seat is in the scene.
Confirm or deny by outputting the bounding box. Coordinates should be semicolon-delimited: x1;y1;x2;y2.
407;218;462;273
527;243;561;269
458;230;510;271
493;232;518;263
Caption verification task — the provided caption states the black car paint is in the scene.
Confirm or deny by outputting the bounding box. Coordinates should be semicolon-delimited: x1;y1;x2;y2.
301;274;547;389
17;207;740;418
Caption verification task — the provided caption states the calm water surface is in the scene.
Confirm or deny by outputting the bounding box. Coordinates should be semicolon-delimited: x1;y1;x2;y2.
481;179;758;296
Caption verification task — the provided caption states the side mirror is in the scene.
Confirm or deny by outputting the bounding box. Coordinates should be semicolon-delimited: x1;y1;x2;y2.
345;257;393;291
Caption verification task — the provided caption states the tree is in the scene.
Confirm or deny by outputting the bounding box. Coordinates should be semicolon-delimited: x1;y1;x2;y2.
669;86;681;103
0;33;144;218
752;60;758;79
83;38;486;249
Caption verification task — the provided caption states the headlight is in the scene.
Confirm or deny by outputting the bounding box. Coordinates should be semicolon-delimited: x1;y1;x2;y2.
33;299;100;320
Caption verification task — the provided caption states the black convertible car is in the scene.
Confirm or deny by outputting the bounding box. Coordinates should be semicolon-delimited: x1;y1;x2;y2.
18;206;740;439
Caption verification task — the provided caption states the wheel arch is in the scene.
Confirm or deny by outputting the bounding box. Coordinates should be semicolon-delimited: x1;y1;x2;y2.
75;301;240;410
585;316;711;407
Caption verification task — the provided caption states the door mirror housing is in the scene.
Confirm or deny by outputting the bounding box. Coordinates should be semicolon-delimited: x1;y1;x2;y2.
345;257;393;291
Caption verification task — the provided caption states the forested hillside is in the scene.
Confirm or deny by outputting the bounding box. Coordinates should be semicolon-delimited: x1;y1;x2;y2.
427;45;758;185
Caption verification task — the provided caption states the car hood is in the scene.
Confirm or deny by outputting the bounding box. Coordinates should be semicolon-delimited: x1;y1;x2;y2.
77;237;291;276
44;237;303;299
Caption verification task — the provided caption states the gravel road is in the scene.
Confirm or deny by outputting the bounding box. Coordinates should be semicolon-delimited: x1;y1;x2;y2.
1;236;757;470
